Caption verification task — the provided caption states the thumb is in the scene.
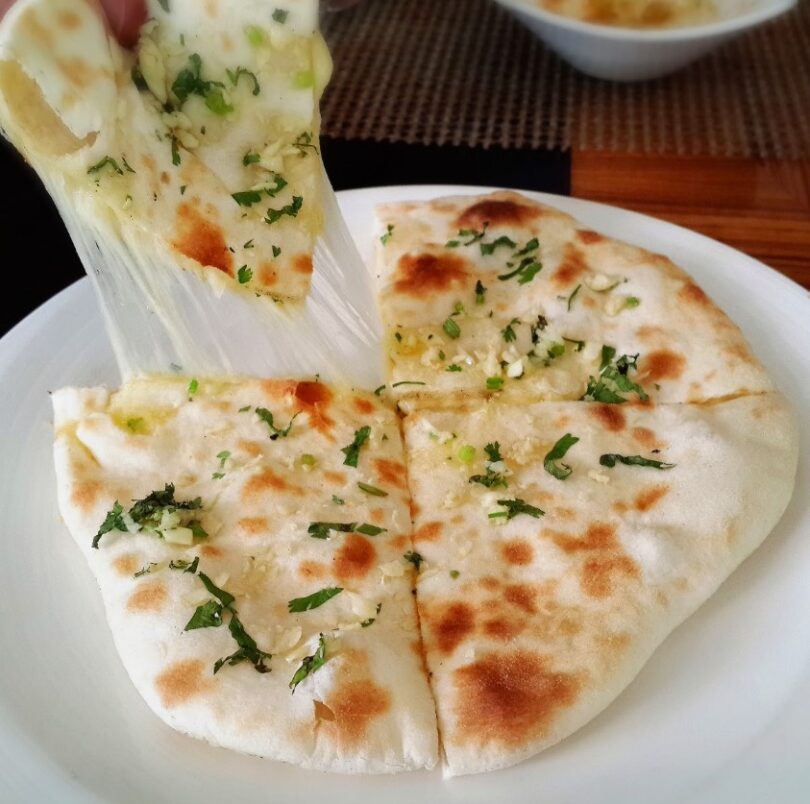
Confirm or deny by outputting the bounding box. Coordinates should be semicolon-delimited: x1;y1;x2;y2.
99;0;146;48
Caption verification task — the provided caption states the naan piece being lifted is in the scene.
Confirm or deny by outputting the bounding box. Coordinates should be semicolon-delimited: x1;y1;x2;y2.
403;393;797;776
53;376;438;773
375;192;772;409
0;0;331;299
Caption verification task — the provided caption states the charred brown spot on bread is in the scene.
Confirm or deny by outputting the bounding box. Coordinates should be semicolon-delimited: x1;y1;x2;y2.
352;397;375;415
409;499;421;519
293;381;335;438
127;583;168;613
456;198;541;229
155;659;208;708
112;554;139;576
589;403;626;432
322;470;346;485
369;507;386;524
631;426;659;448
501;540;534;566
581;556;639;598
576;229;605;245
298;560;328;582
634;484;670;512
413;521;443;543
393;253;470;297
552;522;618;553
324;679;391;747
433;602;476;655
552;244;588;287
452;651;579;747
503;583;537;613
173;203;233;275
334;534;377;583
313;699;336;721
200;545;223;558
642;349;686;381
258;264;279;286
372;459;408;489
293;255;313;275
237;440;264;458
410;639;431;678
553;506;577;521
242;469;303;500
391;534;410;550
679;281;711;306
483;616;524;641
70;481;101;512
479;576;502;591
725;342;755;363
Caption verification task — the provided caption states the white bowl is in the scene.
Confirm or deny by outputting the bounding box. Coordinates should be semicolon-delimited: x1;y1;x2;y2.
492;0;797;81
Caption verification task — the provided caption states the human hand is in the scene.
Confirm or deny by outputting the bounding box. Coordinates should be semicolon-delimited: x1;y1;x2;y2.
0;0;147;48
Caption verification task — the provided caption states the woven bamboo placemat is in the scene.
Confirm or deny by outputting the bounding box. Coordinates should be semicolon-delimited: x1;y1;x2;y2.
320;0;810;158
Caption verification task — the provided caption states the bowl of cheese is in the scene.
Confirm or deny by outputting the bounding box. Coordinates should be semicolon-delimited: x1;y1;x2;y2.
493;0;797;80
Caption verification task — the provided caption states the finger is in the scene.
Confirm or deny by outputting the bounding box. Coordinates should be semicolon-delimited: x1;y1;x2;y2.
0;0;16;21
99;0;147;48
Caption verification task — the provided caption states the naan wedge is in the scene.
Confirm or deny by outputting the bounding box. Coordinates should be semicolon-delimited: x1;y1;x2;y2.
403;394;797;776
0;0;331;299
52;376;438;773
375;191;772;409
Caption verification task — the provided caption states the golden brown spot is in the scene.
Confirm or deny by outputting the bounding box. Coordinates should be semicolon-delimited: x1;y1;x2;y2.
324;680;390;747
726;342;754;363
457;199;541;229
71;481;101;512
452;652;579;747
409;499;421;519
155;659;208;708
413;521;443;543
589;403;626;432
641;349;686;382
237;440;263;457
258;263;278;287
353;397;375;415
112;554;139;576
632;426;658;448
576;229;605;245
323;470;347;484
293;255;313;275
172;203;233;275
504;583;537;614
369;508;385;524
581;556;639;598
298;560;328;582
373;459;408;490
480;576;501;591
57;10;81;29
334;534;377;583
634;484;670;512
502;540;534;566
553;506;577;521
242;469;302;500
484;617;524;641
392;534;409;550
393;253;469;297
160;171;170;185
313;700;335;721
200;546;222;558
551;522;617;553
410;639;430;679
236;516;270;536
127;583;168;613
679;281;711;306
293;382;335;437
433;602;476;655
21;10;53;47
552;244;588;287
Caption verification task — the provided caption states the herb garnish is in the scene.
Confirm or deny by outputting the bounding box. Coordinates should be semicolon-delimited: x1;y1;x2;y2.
307;521;386;539
582;347;649;404
446;223;488;248
380;224;394;245
272;8;289;23
489;498;545;520
255;407;298;439
357;482;388;497
501;318;520;343
293;132;319;156
567;283;581;311
243;152;261;166
87;156;124;176
361;603;382;628
341;426;371;467
469;442;508;488
288;587;343;613
599;454;676;470
543;433;580;480
265;195;303;225
443;318;461;339
226;67;260;96
403;551;424;571
289;634;328;693
332;495;345;505
237;265;253;284
169;556;200;573
392;380;426;388
486;377;504;391
474;279;487;305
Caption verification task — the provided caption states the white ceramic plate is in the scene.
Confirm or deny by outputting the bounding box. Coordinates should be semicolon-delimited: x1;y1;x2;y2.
1;186;809;804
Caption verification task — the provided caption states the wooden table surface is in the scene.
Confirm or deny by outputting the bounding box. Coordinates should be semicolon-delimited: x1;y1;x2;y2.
572;152;810;290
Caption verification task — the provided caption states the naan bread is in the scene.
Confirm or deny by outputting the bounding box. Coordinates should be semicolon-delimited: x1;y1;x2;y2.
0;0;331;300
375;191;772;409
52;376;438;773
533;0;718;28
403;393;797;776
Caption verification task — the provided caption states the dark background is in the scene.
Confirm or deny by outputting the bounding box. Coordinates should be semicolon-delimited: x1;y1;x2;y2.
0;138;569;336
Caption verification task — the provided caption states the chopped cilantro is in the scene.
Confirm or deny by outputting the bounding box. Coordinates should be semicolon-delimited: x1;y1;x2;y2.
501;318;520;343
403;551;424;571
446;364;462;372
474;279;487;305
288;587;343;613
357;482;388;497
264;195;303;225
87;156;124;176
187;378;199;396
255;407;298;439
489;498;544;521
289;634;328;693
272;8;289;23
443;318;461;339
243;152;261;166
380;224;394;245
226;67;260;96
567;283;581;311
237;265;253;284
331;495;345;506
599;454;676;470
486;377;504;391
480;235;517;256
543;433;580;480
341;426;371;467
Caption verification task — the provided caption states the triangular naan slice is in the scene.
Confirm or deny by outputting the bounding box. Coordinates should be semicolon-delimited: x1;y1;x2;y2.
375;191;772;409
52;376;438;773
403;394;796;776
0;0;331;299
